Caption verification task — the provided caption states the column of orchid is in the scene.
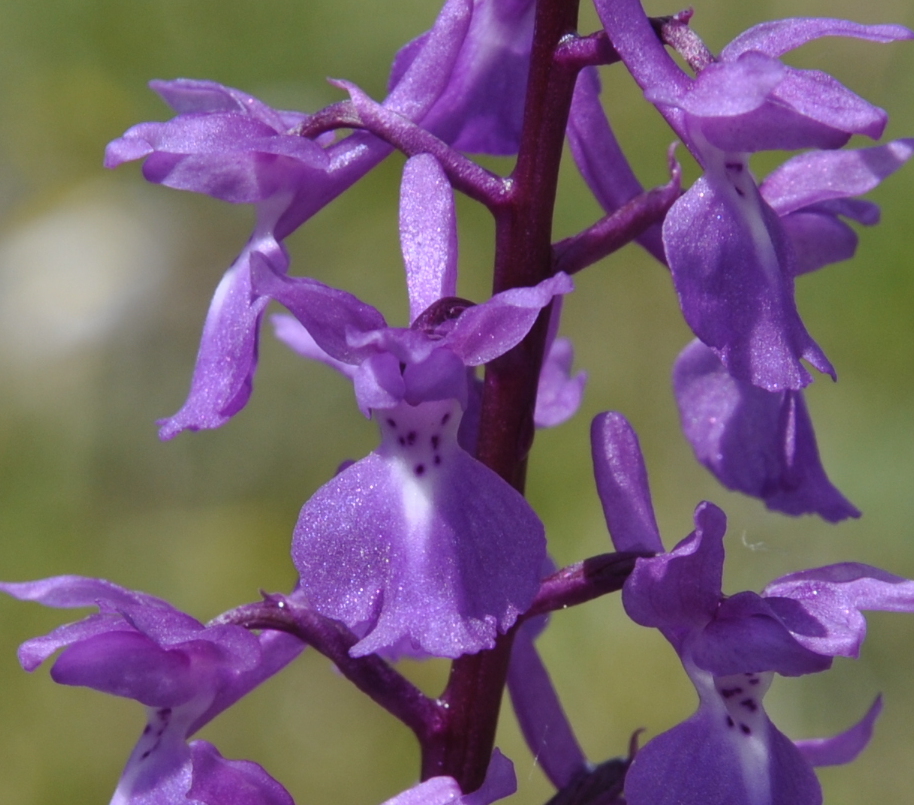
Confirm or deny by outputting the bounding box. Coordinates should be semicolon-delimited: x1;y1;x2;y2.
2;0;913;803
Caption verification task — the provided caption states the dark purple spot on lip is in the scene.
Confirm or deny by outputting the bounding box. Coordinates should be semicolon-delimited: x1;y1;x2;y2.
748;677;760;685
406;431;417;445
726;716;735;728
143;725;152;735
141;749;152;760
434;455;442;465
398;436;406;446
720;687;742;698
431;435;440;449
441;412;451;425
740;724;752;735
741;698;758;712
386;418;397;428
726;161;743;172
734;186;745;197
414;464;425;476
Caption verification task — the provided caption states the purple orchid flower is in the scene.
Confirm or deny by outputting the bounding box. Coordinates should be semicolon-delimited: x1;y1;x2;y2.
258;154;571;658
0;576;303;805
105;0;538;439
593;1;913;390
382;749;516;805
673;339;859;522
591;411;911;805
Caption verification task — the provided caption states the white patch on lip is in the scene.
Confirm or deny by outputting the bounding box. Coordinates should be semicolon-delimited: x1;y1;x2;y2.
376;398;463;539
687;654;776;805
714;671;775;805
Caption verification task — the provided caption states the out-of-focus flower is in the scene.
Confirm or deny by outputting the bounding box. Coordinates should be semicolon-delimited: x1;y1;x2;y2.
0;576;302;805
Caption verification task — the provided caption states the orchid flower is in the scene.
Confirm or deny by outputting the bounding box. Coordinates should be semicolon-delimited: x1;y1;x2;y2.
590;2;912;390
259;154;571;658
0;576;303;804
591;411;913;805
105;0;539;438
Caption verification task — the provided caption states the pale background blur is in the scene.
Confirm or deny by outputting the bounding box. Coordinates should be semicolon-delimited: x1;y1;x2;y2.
0;0;912;803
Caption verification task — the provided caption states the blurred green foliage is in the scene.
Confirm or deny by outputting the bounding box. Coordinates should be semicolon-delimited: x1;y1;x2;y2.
0;0;911;803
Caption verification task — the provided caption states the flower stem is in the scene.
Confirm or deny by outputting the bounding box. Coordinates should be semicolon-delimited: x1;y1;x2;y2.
423;0;583;792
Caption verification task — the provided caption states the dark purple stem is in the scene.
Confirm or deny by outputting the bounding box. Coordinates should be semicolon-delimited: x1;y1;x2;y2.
421;0;584;792
299;99;508;210
212;596;443;742
524;551;644;620
554;30;621;69
553;145;681;275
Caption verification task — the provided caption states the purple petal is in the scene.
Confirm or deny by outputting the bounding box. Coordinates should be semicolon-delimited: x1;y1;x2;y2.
760;140;914;216
622;503;727;639
150;79;292;128
270;314;358;379
507;620;587;789
381;749;515;805
780;211;859;276
795;695;882;767
763;563;914;658
50;631;202;707
694;591;832;677
694;99;853;153
673;340;859;521
292;399;545;658
105;115;327;205
381;778;461;805
567;67;665;262
400;154;459;323
186;741;294;805
353;352;407;414
157;235;282;440
663;167;834;390
624;689;821;805
534;337;586;428
767;68;887;142
462;749;517;805
402;348;469;407
405;0;536;154
593;0;689;134
651;52;785;118
15;614;133;671
721;18;913;61
0;575;166;611
250;257;387;364
590;412;663;554
444;273;573;365
382;0;473;120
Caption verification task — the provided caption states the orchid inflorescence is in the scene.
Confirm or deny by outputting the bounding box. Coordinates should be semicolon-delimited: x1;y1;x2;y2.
3;0;913;803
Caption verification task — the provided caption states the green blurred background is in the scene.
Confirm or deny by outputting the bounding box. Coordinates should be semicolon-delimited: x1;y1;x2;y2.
0;0;911;803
